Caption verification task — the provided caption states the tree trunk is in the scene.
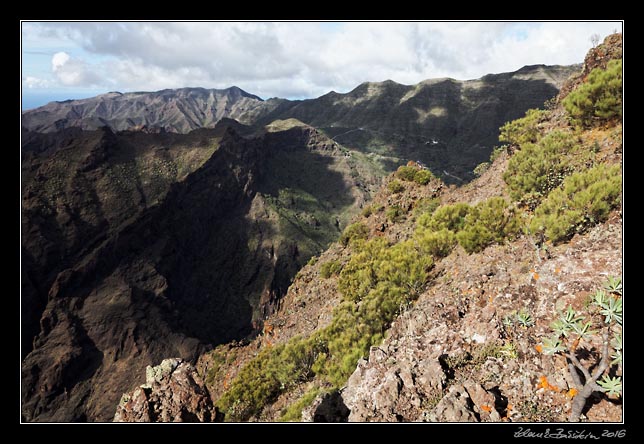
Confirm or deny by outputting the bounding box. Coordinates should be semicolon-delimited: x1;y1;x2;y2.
569;384;594;422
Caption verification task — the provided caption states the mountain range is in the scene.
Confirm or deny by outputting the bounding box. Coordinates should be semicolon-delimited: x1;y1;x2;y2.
20;50;620;424
22;64;576;182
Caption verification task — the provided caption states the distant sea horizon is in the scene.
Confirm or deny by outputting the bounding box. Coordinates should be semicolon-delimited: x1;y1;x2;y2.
21;90;106;111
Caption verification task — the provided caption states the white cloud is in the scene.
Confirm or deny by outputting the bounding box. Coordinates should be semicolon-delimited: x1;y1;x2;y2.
23;21;622;99
50;51;102;87
51;51;70;70
22;76;51;88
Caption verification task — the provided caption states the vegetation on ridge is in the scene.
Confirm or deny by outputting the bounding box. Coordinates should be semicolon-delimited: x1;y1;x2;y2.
208;34;622;423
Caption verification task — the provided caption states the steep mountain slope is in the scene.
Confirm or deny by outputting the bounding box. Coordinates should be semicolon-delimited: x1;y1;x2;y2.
21;120;379;421
22;66;576;182
261;64;577;181
21;125;224;358
148;34;620;423
21;87;284;134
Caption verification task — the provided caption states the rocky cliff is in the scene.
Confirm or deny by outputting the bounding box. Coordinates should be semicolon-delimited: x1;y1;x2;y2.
21;120;376;421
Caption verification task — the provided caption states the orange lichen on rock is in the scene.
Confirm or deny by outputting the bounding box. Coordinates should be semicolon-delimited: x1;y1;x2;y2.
538;376;559;391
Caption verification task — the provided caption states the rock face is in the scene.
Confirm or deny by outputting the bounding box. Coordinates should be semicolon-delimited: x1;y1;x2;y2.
114;358;216;422
339;215;622;422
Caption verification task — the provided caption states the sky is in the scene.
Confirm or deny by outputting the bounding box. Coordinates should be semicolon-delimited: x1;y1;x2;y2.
21;21;622;110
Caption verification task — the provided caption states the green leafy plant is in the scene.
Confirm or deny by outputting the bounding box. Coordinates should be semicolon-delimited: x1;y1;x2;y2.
473;162;490;177
456;197;521;254
597;375;622;397
415;228;456;258
516;309;535;328
563;59;622;127
418;202;471;232
490;145;506;163
541;278;622;421
603;276;622;296
498;341;519;359
395;165;418;181
279;387;320;422
396;164;434;185
416;198;520;255
361;205;374;217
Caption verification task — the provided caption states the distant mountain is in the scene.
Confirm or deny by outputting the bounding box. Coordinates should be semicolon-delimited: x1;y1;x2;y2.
261;64;578;180
21;86;283;133
22;65;578;181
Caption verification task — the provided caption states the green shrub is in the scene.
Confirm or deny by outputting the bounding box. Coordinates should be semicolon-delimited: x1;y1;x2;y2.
530;163;621;244
279;387;320;422
504;130;578;203
217;228;433;421
320;260;342;278
376;240;432;294
473;162;490;177
416;198;521;255
417;202;471;232
415;228;456;258
456;198;521;253
216;334;327;421
361;205;373;217
499;108;548;147
396;165;418;181
490;145;506;163
337;237;388;302
386;205;405;223
395;164;433;185
413;169;433;185
340;222;369;247
388;180;405;194
563;59;622;127
413;197;441;216
337;237;432;303
307;256;318;266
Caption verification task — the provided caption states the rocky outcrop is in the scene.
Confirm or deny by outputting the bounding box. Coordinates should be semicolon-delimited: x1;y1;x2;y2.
558;33;622;101
114;359;217;422
339;215;622;422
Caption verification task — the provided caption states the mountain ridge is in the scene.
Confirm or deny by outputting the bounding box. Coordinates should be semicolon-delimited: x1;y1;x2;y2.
23;64;577;182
